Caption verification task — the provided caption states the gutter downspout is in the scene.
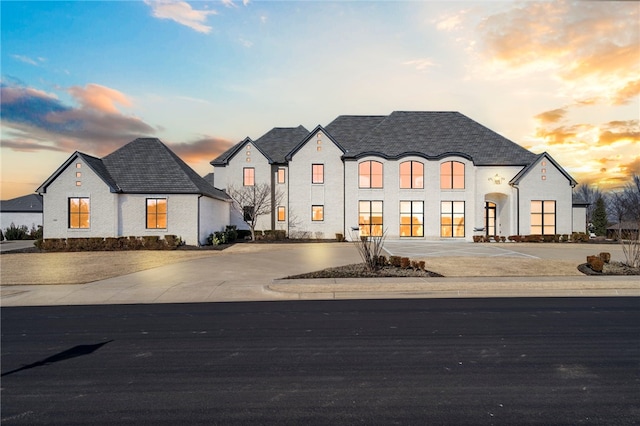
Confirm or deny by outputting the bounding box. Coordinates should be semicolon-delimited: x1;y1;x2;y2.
197;194;203;246
510;183;520;235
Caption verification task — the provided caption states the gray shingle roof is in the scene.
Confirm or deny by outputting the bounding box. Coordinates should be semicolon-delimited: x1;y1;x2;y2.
38;138;229;201
327;111;538;165
1;194;43;212
211;126;309;165
212;111;541;167
252;126;310;163
102;138;229;200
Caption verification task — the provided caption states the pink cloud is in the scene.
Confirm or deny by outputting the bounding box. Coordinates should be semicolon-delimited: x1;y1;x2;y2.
68;84;132;114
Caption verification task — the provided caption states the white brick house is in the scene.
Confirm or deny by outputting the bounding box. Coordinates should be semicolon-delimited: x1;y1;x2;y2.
212;111;581;241
37;138;231;245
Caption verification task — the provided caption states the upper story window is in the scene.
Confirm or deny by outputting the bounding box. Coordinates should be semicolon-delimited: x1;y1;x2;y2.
399;161;424;189
440;161;465;189
277;168;286;184
312;164;324;184
243;167;255;186
359;161;383;188
146;198;167;229
69;197;90;229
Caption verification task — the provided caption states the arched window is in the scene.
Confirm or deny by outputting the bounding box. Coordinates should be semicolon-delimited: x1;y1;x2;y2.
399;161;424;189
359;161;383;188
440;161;465;189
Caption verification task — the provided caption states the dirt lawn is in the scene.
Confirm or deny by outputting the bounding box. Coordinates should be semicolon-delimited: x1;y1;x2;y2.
421;257;583;277
1;251;220;285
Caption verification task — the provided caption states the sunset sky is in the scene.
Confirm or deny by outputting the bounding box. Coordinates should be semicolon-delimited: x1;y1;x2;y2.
1;0;638;200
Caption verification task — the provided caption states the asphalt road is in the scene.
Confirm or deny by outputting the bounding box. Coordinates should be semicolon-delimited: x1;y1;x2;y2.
2;298;639;425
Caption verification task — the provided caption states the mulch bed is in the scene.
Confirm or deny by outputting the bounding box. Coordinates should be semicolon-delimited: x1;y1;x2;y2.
285;263;444;279
578;262;640;276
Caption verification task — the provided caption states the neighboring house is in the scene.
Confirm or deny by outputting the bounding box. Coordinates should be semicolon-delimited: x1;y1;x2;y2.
571;194;589;234
607;222;640;240
1;194;43;231
37;138;231;245
212;111;580;241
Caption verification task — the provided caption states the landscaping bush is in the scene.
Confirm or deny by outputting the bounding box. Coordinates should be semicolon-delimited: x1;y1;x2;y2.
164;235;182;249
473;235;482;243
29;225;43;240
224;225;238;242
389;256;402;267
587;255;604;272
0;229;4;241
400;257;410;269
4;223;29;240
127;236;143;250
237;229;252;240
543;235;555;243
377;255;388;267
599;252;611;263
335;233;345;242
104;237;121;250
418;261;426;271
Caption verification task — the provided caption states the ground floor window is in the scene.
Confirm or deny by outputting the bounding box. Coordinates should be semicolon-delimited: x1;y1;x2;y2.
485;202;496;236
359;201;383;237
277;206;286;222
531;200;555;234
312;205;324;221
69;197;90;229
400;201;423;237
146;198;167;229
441;201;464;237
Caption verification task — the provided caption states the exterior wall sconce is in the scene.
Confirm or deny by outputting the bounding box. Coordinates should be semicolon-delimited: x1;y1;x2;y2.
489;174;505;185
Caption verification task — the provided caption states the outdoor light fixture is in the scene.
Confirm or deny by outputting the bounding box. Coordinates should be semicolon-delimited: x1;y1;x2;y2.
489;174;505;185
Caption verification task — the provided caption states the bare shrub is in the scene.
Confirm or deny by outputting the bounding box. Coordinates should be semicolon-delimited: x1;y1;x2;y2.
351;230;386;271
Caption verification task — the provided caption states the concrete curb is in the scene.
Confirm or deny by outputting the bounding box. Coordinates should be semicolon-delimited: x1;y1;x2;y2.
267;276;640;300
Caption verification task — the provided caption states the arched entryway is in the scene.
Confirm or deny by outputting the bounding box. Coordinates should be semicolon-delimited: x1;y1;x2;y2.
484;193;509;237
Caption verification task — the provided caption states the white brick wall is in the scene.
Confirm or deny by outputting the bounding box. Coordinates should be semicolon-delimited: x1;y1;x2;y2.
42;157;118;239
516;155;574;235
288;130;344;239
199;196;231;245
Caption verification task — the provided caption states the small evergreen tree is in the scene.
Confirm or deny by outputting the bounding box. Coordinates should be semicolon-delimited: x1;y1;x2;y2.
592;197;608;236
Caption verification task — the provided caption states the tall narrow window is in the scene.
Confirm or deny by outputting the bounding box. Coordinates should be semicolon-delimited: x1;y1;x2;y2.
243;168;255;186
531;200;556;235
440;161;465;189
441;201;465;238
312;205;324;221
277;206;286;222
146;198;167;229
277;168;286;184
359;201;383;237
359;161;383;188
399;161;424;189
69;197;90;229
312;164;324;184
400;201;424;237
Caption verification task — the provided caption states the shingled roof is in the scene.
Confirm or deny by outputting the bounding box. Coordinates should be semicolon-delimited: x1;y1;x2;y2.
39;138;229;201
211;126;309;166
1;194;43;212
327;111;538;165
212;111;539;167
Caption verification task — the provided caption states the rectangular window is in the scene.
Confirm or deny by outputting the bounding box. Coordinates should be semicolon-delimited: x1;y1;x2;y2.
531;200;556;235
312;205;324;221
277;206;286;222
277;168;286;184
146;198;167;229
441;201;465;238
399;161;424;189
312;164;324;184
359;201;383;237
243;167;255;186
69;197;90;229
243;206;254;222
400;201;424;237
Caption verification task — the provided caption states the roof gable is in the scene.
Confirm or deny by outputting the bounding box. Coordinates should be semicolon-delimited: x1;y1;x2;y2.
37;152;119;194
285;125;345;161
510;152;578;187
210;137;256;166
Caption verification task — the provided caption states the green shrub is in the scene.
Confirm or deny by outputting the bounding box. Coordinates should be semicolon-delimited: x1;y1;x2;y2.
0;229;3;241
224;225;238;242
377;255;387;266
142;236;161;249
164;235;182;249
4;223;29;240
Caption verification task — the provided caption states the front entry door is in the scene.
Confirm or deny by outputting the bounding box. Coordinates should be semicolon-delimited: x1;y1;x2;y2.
485;202;496;236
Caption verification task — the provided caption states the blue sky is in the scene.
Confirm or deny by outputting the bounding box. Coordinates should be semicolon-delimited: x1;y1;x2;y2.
1;0;639;199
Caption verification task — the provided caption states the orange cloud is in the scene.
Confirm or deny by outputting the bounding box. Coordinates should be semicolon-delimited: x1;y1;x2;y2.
168;137;234;163
598;120;640;146
620;156;640;176
534;108;567;125
68;84;132;114
476;0;639;105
